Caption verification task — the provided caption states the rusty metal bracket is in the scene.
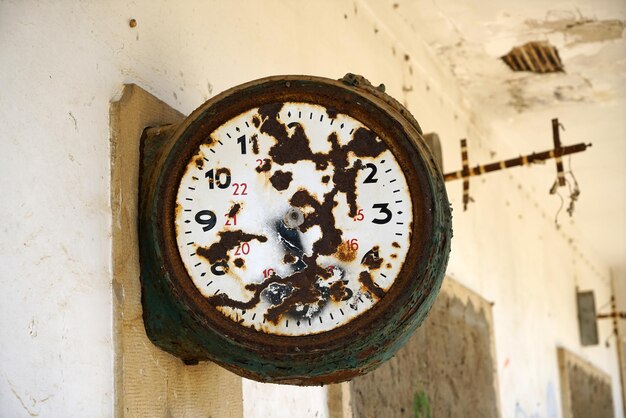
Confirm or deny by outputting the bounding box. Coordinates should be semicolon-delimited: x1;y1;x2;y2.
444;118;591;211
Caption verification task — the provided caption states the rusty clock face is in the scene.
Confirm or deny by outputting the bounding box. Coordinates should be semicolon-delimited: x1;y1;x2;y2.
174;102;412;336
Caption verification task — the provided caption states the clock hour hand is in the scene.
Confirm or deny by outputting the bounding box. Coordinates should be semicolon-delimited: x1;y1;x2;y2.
276;208;307;271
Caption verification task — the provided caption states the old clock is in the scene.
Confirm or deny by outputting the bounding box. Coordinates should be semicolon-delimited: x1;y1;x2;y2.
139;74;451;384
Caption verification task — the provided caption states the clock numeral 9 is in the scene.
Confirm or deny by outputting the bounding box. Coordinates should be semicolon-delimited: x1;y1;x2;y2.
195;210;217;231
206;168;231;189
371;203;392;224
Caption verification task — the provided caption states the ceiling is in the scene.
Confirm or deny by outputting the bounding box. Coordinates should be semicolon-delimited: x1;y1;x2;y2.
389;0;626;279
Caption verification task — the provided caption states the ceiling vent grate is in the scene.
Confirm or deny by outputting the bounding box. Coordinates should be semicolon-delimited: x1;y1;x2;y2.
501;41;564;73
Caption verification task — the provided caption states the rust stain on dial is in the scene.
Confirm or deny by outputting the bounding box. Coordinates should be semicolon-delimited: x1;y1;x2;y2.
197;230;267;264
269;170;293;191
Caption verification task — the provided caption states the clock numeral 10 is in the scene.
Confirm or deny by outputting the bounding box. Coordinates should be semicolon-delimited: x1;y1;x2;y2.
263;268;275;279
206;168;231;189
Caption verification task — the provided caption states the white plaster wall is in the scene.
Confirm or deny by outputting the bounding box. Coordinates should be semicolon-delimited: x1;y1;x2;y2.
0;1;621;417
0;1;415;416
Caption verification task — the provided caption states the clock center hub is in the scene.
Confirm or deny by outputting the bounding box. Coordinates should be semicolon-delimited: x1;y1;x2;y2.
283;207;305;229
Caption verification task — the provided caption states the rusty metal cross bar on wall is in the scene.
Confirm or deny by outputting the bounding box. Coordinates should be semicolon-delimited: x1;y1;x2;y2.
443;118;591;211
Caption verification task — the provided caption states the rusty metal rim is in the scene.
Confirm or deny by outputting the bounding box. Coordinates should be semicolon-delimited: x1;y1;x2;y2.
155;75;440;352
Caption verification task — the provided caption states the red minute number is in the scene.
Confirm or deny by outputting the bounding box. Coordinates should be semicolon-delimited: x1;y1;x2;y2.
233;183;248;196
235;242;250;255
225;213;237;226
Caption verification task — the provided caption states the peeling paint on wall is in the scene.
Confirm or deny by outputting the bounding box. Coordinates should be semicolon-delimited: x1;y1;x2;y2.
525;13;626;47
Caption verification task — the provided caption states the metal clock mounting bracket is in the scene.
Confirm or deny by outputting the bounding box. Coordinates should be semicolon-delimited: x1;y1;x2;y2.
137;74;452;385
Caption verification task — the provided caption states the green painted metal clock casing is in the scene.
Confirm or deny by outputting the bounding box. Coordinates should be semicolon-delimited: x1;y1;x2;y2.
138;74;452;385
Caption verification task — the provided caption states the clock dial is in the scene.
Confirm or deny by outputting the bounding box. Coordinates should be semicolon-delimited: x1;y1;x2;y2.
174;102;413;336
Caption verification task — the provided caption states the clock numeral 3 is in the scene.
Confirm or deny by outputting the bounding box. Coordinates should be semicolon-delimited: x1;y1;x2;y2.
372;203;392;224
206;168;232;189
195;210;217;231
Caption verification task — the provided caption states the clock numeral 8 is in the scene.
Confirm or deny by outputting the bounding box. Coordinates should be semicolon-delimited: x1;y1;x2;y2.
195;210;217;231
211;260;229;276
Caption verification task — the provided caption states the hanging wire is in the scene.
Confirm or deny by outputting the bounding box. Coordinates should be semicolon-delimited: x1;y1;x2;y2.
552;185;565;228
565;156;581;217
551;155;581;227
